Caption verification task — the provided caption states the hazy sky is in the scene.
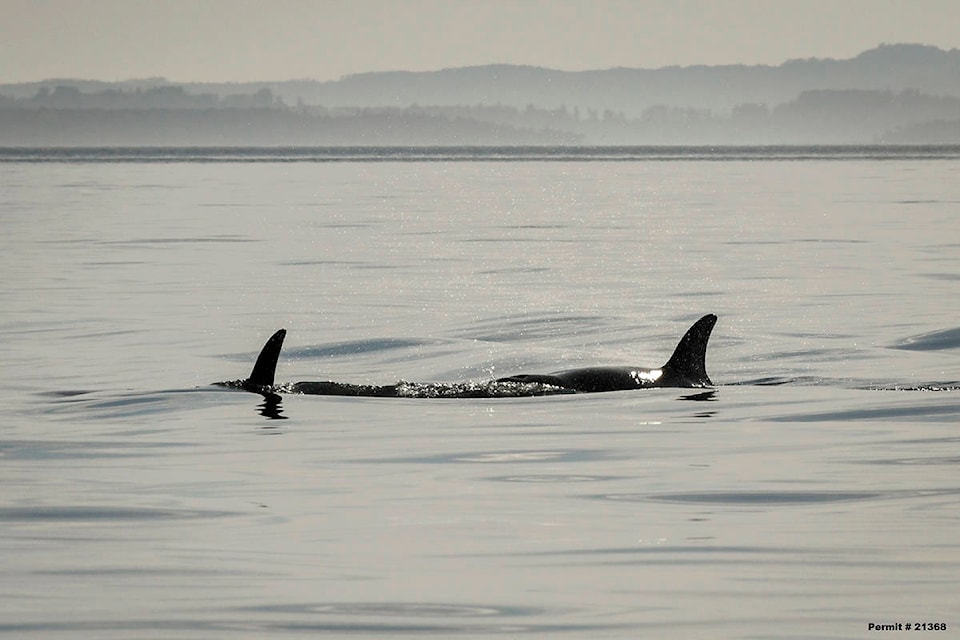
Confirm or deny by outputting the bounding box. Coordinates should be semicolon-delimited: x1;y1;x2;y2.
2;0;957;83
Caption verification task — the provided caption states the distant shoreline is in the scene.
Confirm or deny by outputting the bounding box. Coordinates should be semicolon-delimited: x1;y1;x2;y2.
3;145;959;163
3;45;958;147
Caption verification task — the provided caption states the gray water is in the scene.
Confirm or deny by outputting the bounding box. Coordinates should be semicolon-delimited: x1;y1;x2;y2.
1;148;958;638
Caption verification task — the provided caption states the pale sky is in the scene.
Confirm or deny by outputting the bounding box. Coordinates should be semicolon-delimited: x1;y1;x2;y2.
2;0;957;83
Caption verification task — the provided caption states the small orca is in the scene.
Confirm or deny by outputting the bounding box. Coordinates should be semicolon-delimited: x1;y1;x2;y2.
217;314;717;398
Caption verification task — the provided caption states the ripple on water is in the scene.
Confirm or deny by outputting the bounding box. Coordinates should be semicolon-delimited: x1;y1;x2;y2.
486;474;621;483
0;505;235;522
364;449;616;465
237;601;624;635
592;489;960;506
598;491;881;505
892;326;960;351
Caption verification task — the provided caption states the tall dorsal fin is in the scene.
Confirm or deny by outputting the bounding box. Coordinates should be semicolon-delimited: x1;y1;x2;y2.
246;329;286;388
661;314;717;386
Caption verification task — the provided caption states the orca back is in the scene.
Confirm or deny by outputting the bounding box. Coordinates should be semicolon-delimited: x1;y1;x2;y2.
225;314;717;396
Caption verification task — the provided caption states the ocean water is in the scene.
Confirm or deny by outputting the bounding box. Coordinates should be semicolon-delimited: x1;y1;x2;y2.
1;147;958;638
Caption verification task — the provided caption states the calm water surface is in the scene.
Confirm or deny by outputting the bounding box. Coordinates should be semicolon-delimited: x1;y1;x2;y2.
1;148;958;638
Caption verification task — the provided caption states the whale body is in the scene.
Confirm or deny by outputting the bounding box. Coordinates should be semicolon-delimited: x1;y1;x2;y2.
217;314;717;398
496;313;716;391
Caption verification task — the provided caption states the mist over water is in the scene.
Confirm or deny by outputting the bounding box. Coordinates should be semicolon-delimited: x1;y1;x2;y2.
1;148;958;638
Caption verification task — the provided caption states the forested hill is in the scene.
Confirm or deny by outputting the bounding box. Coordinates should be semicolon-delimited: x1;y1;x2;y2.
2;43;957;145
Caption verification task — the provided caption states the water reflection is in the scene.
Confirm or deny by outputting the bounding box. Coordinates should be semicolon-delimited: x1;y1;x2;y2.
679;390;716;402
257;393;287;420
250;388;718;421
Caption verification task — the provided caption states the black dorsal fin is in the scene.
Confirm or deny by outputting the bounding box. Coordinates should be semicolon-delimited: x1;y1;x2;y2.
246;329;286;388
661;314;717;386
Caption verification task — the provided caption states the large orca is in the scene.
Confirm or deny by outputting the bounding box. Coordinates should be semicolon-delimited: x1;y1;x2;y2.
217;314;717;398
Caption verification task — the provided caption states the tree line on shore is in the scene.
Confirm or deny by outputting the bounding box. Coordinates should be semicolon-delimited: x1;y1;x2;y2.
2;84;957;145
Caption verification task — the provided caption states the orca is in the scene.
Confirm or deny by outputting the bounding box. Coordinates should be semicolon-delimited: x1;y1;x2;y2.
217;314;717;398
496;313;716;391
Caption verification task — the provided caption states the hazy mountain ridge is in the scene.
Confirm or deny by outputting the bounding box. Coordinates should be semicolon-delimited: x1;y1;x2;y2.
4;44;957;113
317;44;959;115
1;44;958;145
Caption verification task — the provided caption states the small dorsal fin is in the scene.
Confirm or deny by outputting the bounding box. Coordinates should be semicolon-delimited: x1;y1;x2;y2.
661;314;717;386
246;329;286;388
